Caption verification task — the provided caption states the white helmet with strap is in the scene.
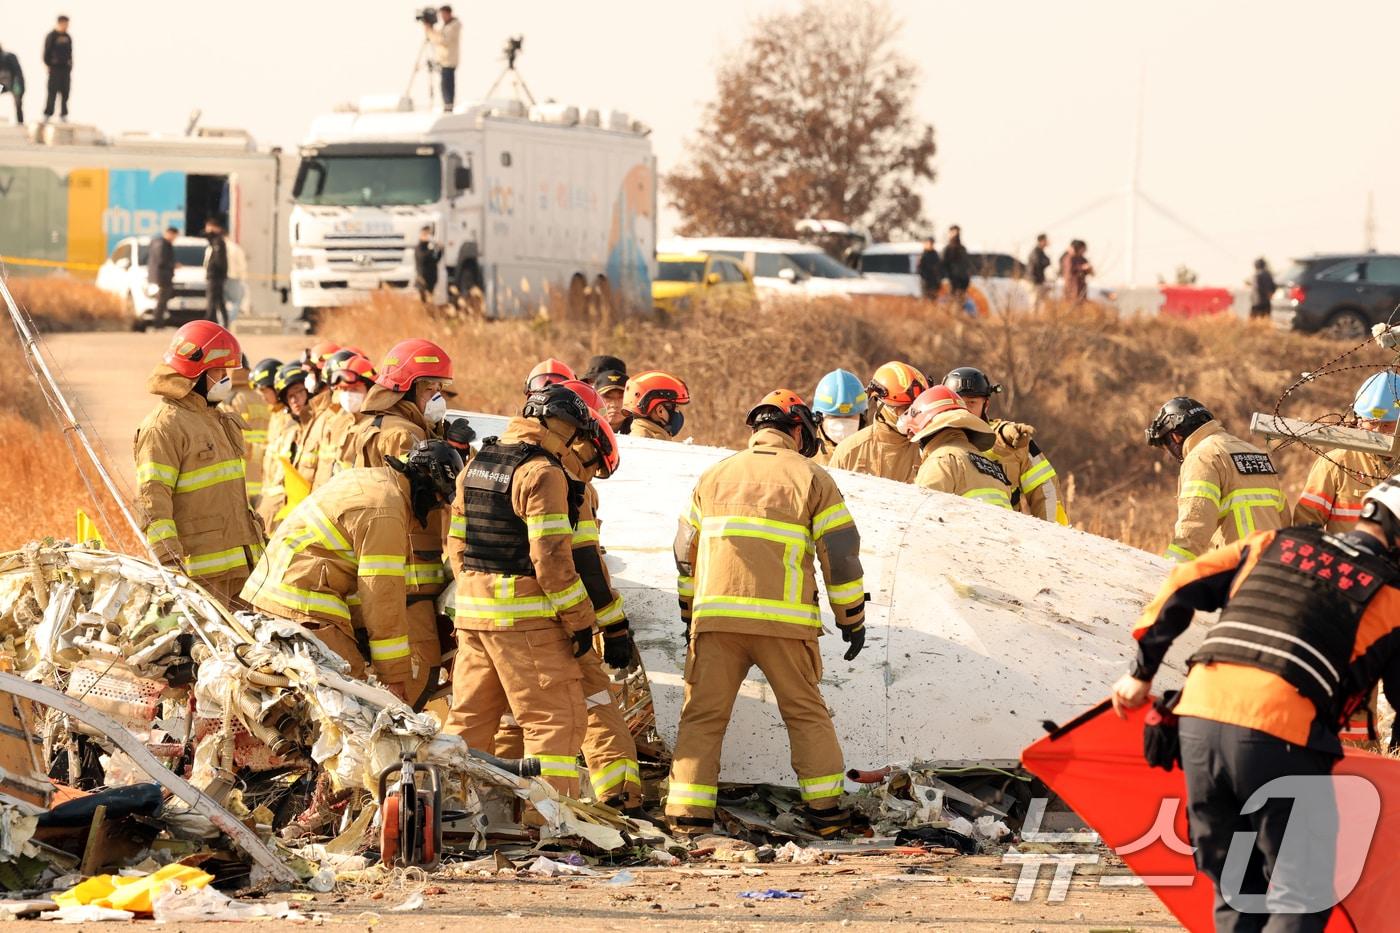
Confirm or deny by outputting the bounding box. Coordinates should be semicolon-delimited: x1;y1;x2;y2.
1360;478;1400;543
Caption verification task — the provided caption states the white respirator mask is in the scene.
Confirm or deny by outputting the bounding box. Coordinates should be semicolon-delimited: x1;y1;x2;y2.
823;415;860;444
336;389;366;415
423;391;448;425
206;373;233;404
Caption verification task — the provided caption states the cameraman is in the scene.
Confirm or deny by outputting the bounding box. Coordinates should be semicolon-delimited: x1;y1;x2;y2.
423;5;461;111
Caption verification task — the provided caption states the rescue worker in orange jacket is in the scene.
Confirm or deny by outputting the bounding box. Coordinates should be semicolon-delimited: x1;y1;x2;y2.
221;356;273;507
134;322;265;609
900;386;1015;509
459;381;645;813
1112;479;1400;932
827;361;926;482
942;367;1068;524
445;386;604;796
621;370;689;441
1294;373;1399;533
667;390;867;838
242;441;462;707
1147;397;1288;563
256;360;316;531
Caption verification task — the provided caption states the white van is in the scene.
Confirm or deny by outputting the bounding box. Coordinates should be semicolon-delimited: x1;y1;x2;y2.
95;235;211;330
860;242;1036;313
661;236;913;300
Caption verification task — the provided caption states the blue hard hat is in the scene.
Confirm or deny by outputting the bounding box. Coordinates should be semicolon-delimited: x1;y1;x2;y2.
812;369;869;416
1354;372;1400;422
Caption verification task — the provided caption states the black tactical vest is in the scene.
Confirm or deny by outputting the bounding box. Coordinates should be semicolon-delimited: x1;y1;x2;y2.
1189;526;1396;718
459;442;540;577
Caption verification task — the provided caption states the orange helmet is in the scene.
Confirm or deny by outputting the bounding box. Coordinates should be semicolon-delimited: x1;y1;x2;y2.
623;371;690;417
588;413;621;479
558;378;603;412
163;321;242;379
525;358;576;395
898;385;995;450
376;339;453;392
867;361;928;408
745;388;822;458
309;341;342;370
328;352;376;386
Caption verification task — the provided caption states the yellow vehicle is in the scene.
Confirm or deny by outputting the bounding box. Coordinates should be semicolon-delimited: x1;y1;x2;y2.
652;252;755;315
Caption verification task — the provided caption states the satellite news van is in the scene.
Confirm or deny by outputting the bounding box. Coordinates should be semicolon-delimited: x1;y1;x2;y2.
289;97;657;320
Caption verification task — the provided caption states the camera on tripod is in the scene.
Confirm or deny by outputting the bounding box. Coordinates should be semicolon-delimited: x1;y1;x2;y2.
415;6;438;26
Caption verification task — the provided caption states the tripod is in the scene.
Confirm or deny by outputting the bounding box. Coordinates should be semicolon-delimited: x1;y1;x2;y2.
404;37;438;111
485;40;536;105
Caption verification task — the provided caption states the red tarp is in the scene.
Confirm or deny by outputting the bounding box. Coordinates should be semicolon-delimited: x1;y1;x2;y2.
1021;702;1400;933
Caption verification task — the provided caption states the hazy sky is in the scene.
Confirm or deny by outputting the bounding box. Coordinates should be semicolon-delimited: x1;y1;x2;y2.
6;0;1397;285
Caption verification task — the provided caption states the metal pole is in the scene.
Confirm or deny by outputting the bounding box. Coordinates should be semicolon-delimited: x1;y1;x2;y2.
1125;66;1144;287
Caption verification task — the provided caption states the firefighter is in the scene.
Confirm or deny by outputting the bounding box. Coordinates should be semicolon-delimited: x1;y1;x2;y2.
257;360;317;531
1147;397;1288;563
459;380;644;813
134;321;264;609
222;356;274;507
249;358;284;508
943;367;1069;524
667;389;867;838
621;371;690;441
1294;373;1400;532
306;350;376;489
827;361;927;483
811;369;868;466
242;440;462;707
524;358;576;394
445;386;605;796
900;386;1014;508
1111;478;1400;931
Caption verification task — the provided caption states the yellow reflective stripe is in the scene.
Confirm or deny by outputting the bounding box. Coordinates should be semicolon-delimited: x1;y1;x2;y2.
185;546;248;577
677;576;695;598
368;635;411;660
145;519;179;545
591;758;639;795
963;488;1013;509
701;515;811;550
572;520;601;547
1164;544;1197;563
448;513;467;540
358;555;406;578
1020;458;1056;494
262;582;351;621
668;782;718;806
537;754;577;778
811;502;854;539
1220;488;1287;512
596;597;626;627
454;593;552;625
798;773;845;800
299;502;355;560
692;595;821;626
826;578;865;603
526;513;572;539
136;462;178;488
245;481;264;496
406;562;446;587
1181;480;1222;506
686;503;701;530
174;458;245;493
243;429;268;444
547;578;589;613
347;593;363;607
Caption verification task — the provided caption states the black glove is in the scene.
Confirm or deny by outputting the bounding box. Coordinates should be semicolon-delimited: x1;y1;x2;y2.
571;627;594;658
1142;690;1182;771
838;623;865;661
603;629;635;670
444;417;476;451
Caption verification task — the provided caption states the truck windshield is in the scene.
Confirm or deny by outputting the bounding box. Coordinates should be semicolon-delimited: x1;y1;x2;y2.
293;155;441;207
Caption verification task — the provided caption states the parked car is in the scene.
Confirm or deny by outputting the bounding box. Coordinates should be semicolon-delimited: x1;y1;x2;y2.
662;237;912;300
95;235;210;330
652;251;756;315
860;242;1037;312
1271;253;1400;339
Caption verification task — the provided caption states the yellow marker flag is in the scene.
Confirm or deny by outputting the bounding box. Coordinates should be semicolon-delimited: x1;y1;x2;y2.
75;509;104;548
274;457;311;522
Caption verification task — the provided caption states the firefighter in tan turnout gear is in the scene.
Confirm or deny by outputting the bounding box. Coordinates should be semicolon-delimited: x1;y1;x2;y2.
827;361;927;483
667;389;867;838
257;360;316;532
1147;397;1288;562
445;386;608;796
134;321;264;609
241;440;462;707
1294;373;1399;533
900;386;1015;509
942;367;1068;524
221;356;274;507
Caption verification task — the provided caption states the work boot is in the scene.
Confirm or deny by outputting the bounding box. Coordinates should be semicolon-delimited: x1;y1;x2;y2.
666;816;714;839
797;805;851;839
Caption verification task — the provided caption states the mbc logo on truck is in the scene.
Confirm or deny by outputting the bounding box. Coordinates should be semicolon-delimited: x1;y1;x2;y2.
101;170;187;253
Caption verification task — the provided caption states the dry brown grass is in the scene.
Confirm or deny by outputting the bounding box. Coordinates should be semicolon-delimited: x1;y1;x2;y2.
6;276;128;332
325;293;1389;553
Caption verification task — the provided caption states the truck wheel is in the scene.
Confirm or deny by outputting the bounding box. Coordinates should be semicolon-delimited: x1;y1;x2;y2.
588;275;613;318
1322;309;1369;341
453;259;482;314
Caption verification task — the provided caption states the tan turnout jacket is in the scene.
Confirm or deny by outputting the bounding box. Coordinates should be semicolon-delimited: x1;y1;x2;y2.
1293;447;1390;534
989;420;1068;524
915;430;1015;509
626;416;673;441
827;412;919;483
1166;420;1288;562
675;429;866;641
221;382;271;503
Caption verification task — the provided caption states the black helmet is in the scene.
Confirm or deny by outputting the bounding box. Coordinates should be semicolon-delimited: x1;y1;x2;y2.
943;367;1003;399
250;358;282;390
581;354;628;383
273;360;314;400
389;439;463;524
522;384;593;430
1146;397;1213;449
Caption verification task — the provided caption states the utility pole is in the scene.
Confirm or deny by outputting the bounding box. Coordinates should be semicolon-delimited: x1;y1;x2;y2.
1365;191;1377;252
1125;66;1145;286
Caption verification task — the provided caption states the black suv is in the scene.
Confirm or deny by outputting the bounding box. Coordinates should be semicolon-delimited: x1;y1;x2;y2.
1272;253;1400;339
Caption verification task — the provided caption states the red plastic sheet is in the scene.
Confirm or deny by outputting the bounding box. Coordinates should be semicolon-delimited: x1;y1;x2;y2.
1021;702;1400;933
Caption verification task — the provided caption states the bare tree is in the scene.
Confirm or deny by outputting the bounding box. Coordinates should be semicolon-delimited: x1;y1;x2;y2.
666;0;936;242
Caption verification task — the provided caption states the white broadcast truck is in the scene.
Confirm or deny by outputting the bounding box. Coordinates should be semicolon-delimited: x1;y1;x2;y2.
289;97;657;320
